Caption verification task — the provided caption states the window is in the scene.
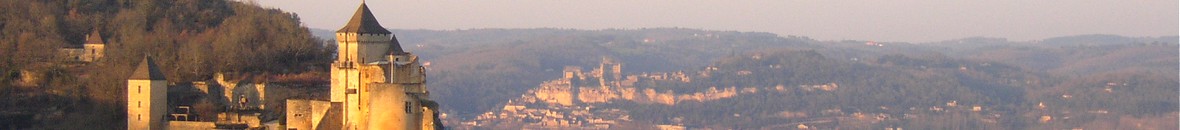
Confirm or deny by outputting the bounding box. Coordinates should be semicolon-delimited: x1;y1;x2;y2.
137;114;141;120
138;86;141;93
138;101;141;108
405;102;413;113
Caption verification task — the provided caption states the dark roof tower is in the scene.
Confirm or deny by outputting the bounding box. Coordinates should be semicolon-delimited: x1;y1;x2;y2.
130;56;167;80
389;36;406;54
337;3;391;34
85;29;105;45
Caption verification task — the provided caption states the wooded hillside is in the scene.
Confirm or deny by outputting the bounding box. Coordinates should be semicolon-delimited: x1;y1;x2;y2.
0;0;330;129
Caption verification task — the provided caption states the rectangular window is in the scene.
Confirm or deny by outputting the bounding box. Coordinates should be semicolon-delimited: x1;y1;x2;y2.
138;86;141;93
138;101;141;108
405;102;413;113
346;89;358;94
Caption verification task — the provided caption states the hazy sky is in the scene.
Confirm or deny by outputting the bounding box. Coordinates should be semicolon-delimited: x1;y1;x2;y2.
253;0;1178;42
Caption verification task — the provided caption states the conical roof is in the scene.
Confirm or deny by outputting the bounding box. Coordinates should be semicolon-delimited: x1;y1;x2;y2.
337;3;391;34
390;36;406;54
130;56;166;80
85;30;105;45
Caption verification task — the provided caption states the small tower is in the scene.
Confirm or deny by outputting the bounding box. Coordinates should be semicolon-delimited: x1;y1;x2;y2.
127;56;168;130
82;30;106;62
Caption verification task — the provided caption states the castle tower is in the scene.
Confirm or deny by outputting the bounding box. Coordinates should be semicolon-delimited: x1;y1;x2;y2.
335;2;393;65
82;29;106;62
127;56;168;130
332;2;393;129
317;2;441;130
598;57;622;88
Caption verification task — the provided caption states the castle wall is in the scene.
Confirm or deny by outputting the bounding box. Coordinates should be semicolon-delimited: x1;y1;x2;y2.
57;48;84;61
167;121;214;129
367;83;420;130
287;100;341;130
223;82;267;109
387;55;426;84
421;106;438;130
286;100;313;129
534;80;574;106
319;102;345;130
336;33;391;64
82;44;104;62
356;65;386;130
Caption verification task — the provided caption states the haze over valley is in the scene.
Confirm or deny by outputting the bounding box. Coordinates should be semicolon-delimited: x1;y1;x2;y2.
0;0;1175;129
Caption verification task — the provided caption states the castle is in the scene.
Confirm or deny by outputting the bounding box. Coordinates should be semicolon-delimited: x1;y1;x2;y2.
285;2;442;130
123;2;442;130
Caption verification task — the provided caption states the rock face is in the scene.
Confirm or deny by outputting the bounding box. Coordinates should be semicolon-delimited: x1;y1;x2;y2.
534;80;574;106
526;58;765;106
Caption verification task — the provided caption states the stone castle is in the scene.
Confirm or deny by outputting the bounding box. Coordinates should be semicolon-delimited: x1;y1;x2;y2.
285;2;442;130
122;2;442;130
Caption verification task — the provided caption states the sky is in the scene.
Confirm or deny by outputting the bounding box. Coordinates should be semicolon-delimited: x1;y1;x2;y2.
252;0;1178;42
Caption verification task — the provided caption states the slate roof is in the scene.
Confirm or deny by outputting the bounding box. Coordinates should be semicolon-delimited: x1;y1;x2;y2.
390;36;406;54
85;30;105;45
129;56;166;80
336;3;391;34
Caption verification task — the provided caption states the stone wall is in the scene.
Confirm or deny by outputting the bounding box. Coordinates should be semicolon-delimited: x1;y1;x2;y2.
167;121;215;129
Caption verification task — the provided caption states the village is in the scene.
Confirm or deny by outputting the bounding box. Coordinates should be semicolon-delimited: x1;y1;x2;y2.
454;55;1137;129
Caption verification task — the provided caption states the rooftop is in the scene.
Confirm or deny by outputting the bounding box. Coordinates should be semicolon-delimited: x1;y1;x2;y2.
130;56;167;80
336;3;391;34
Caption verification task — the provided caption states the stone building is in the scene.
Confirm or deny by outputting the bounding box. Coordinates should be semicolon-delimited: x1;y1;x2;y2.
127;56;169;130
287;2;443;130
82;29;106;62
58;29;106;62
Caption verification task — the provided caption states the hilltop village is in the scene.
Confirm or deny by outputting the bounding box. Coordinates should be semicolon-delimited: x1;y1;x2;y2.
46;3;444;130
457;54;1146;129
462;57;838;129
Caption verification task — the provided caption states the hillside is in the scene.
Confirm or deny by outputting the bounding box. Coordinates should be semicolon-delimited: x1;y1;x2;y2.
0;0;330;129
452;43;1174;129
